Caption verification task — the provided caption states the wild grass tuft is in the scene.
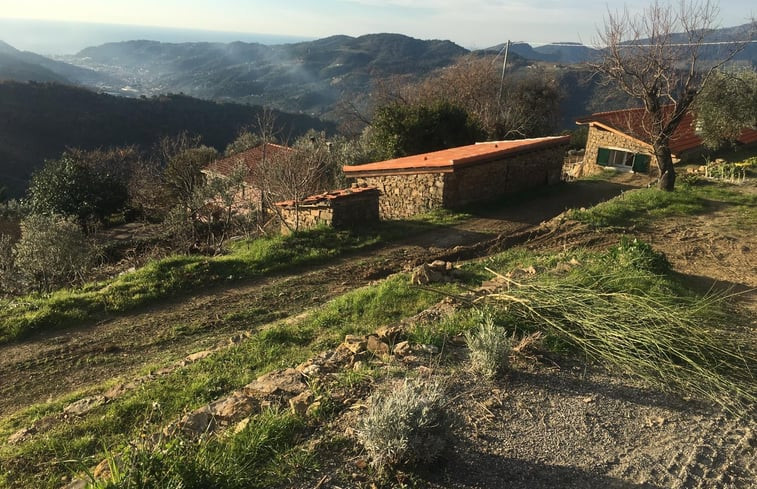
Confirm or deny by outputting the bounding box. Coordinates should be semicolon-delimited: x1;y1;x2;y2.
486;269;755;413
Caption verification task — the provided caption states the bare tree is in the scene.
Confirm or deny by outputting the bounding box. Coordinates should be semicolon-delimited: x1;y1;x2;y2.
398;56;561;140
594;0;753;190
253;133;331;232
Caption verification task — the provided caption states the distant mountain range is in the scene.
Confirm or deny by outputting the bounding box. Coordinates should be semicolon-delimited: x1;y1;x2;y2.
1;26;753;120
0;40;116;87
493;24;756;65
66;34;469;114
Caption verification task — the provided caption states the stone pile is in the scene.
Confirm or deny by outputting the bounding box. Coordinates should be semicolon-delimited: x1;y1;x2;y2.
411;260;462;285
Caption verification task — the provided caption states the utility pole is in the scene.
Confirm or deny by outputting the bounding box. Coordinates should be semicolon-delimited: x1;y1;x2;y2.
497;40;510;106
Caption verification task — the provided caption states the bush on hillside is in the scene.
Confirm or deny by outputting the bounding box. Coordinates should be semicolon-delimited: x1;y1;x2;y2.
357;379;449;473
12;214;96;292
465;312;510;379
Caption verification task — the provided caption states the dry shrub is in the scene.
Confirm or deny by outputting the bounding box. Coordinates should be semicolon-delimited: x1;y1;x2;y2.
357;379;448;473
465;313;510;379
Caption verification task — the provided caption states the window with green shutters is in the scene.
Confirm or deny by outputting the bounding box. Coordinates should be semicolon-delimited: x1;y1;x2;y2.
596;147;651;173
632;153;651;172
596;147;611;166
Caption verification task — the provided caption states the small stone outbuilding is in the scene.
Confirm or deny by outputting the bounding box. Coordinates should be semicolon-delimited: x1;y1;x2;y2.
203;143;294;212
342;136;570;219
274;186;380;232
576;107;757;177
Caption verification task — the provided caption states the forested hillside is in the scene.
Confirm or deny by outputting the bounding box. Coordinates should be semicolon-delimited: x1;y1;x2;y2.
0;81;334;196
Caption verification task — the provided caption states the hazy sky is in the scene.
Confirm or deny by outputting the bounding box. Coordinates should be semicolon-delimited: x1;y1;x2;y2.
1;0;754;48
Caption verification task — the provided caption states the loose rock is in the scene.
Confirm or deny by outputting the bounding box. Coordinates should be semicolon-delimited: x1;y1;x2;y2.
366;335;390;356
7;427;36;445
245;368;306;396
63;396;107;416
289;391;314;416
393;340;411;356
342;335;367;354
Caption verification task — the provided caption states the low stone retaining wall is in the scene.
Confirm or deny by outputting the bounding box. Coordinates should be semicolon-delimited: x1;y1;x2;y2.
275;187;380;232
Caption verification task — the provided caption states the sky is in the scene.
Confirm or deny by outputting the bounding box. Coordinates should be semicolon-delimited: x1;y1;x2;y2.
0;0;754;51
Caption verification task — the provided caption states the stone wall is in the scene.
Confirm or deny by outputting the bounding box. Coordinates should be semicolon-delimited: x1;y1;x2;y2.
355;173;445;220
442;146;565;208
276;188;380;232
354;145;566;219
584;126;657;175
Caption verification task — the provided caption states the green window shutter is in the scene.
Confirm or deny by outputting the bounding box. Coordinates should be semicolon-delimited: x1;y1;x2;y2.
596;147;610;166
632;154;650;173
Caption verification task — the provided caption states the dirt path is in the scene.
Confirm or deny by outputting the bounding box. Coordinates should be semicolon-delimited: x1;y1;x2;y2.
0;179;641;414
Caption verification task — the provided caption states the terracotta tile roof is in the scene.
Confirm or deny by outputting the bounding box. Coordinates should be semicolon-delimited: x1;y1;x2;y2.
342;136;571;176
205;143;293;184
274;186;380;208
576;107;757;156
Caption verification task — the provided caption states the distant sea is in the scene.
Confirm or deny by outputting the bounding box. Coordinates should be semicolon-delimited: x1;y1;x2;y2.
0;18;313;55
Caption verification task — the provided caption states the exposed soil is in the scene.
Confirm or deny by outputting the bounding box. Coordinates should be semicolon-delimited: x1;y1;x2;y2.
306;360;755;489
0;177;641;413
3;174;756;489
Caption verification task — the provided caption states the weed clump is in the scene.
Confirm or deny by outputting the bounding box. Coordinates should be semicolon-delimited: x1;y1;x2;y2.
357;379;448;473
604;237;670;274
465;313;510;379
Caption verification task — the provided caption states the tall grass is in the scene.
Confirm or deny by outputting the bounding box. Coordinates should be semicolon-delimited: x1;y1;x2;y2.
483;242;756;412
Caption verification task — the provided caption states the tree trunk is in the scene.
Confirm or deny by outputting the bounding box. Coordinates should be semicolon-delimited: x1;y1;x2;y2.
654;143;676;191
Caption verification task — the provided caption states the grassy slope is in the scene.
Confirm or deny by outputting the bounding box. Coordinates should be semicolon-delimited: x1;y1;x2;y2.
1;175;755;488
0;212;466;344
0;275;461;488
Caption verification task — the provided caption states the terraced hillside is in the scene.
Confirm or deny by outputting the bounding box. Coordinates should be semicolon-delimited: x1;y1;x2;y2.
1;165;755;489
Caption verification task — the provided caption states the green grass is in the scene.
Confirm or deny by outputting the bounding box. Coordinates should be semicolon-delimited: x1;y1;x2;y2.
0;212;470;344
568;180;757;229
0;274;457;489
88;409;310;489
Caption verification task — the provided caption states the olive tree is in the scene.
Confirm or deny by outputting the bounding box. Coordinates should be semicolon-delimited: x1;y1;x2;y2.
28;151;130;224
694;69;757;149
12;214;96;292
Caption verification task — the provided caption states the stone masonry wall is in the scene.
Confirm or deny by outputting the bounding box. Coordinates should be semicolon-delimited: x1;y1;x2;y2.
355;173;445;220
277;191;379;232
584;126;657;175
442;146;565;208
353;145;566;218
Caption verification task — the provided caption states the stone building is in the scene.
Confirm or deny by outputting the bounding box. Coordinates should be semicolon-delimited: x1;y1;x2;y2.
576;107;757;176
274;186;380;232
203;143;293;212
342;136;570;219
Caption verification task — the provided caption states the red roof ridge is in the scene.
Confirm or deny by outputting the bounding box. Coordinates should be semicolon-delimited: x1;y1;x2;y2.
575;106;647;123
205;142;294;184
274;186;379;207
344;135;570;175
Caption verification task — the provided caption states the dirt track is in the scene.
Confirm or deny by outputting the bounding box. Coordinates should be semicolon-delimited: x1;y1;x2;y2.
0;178;641;413
3;175;756;489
